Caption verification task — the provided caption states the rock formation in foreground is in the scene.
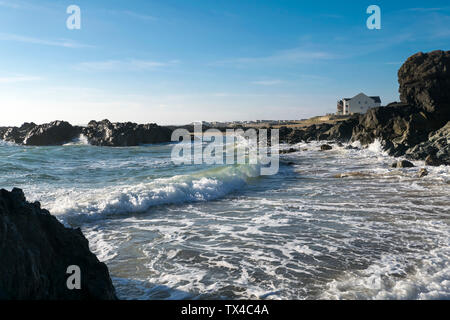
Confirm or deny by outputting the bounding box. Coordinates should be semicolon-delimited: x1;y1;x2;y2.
0;188;117;300
279;50;450;165
0;119;173;147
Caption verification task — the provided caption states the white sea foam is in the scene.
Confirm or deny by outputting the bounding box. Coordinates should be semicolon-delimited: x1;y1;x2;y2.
47;164;261;221
0;139;17;146
322;245;450;300
63;134;90;146
3;135;449;300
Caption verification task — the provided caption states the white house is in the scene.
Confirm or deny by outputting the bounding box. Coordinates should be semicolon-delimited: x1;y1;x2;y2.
337;93;381;115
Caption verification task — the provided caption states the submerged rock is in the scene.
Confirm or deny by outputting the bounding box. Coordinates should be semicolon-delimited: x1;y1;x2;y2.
333;172;371;178
280;148;298;154
392;160;415;168
418;168;429;178
320;144;333;151
0;188;117;300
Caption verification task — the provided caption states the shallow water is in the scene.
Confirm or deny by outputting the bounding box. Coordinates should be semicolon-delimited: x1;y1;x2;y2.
1;137;449;299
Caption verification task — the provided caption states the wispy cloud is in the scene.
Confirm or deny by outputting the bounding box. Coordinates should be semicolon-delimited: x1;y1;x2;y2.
215;47;336;67
107;9;158;22
251;79;283;86
406;7;446;12
75;59;179;71
0;75;42;83
123;10;157;21
0;33;92;48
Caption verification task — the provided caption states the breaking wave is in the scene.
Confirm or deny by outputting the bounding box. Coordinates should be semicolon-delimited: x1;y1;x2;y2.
63;134;90;146
47;164;261;222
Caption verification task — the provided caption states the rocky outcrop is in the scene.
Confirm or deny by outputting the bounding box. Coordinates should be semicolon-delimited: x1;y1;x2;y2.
398;50;450;117
0;188;117;300
23;121;81;146
279;50;449;165
0;127;8;138
350;103;445;156
82;119;173;147
323;115;360;142
0;119;173;147
1;123;37;144
405;121;450;165
279;123;333;144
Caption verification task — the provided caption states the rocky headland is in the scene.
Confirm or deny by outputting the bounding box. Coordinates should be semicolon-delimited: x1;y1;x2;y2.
278;50;450;165
0;188;117;300
0;119;172;147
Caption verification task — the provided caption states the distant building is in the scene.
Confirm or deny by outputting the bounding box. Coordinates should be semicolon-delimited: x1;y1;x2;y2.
337;93;381;115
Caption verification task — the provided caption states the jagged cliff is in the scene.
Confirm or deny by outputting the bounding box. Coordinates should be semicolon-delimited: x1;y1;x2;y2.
0;188;117;300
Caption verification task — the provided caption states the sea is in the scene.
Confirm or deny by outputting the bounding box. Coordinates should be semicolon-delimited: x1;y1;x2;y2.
0;135;449;300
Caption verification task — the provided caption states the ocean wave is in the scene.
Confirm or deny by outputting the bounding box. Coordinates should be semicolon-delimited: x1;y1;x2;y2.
0;139;17;146
63;134;90;146
47;164;262;221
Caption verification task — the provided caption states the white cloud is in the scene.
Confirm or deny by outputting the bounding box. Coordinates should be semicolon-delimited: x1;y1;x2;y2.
0;33;92;48
407;7;446;12
75;59;177;71
215;47;336;67
123;10;157;21
251;80;283;86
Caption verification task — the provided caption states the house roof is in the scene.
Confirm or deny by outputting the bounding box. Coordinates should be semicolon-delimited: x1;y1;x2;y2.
341;95;381;103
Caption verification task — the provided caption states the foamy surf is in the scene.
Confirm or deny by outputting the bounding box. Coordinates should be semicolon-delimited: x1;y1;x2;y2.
46;163;262;222
1;136;449;300
63;134;90;146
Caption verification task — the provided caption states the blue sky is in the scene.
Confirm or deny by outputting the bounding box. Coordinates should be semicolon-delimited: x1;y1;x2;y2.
0;0;449;125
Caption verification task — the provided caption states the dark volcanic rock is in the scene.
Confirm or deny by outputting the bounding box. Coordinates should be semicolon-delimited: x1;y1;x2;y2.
83;119;173;147
398;50;450;117
23;121;81;146
0;188;117;300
